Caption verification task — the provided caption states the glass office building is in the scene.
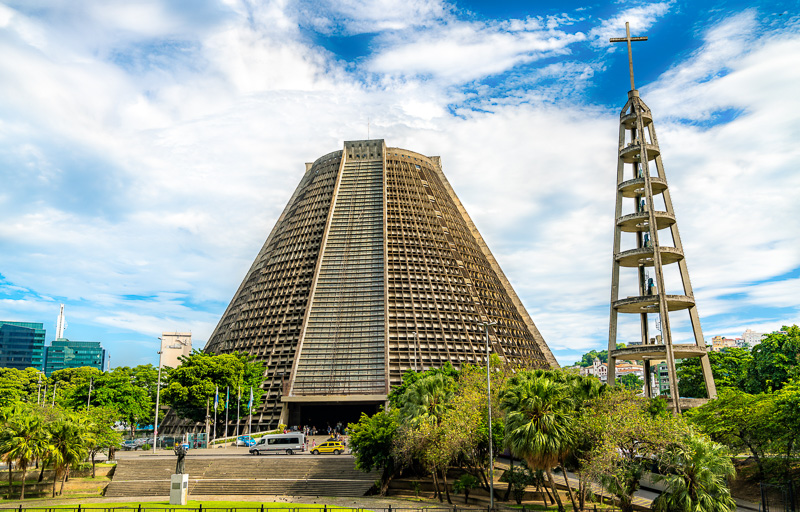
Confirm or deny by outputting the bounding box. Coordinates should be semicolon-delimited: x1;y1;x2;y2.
44;339;106;376
0;321;46;370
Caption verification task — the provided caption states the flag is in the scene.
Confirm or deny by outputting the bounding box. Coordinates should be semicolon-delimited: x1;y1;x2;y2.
225;387;230;411
248;386;253;410
214;386;219;411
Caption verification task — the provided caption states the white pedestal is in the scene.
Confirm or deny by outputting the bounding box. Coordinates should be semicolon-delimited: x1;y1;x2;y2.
170;473;189;505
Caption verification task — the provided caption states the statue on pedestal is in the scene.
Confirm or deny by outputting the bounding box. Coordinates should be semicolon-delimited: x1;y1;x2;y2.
174;444;187;474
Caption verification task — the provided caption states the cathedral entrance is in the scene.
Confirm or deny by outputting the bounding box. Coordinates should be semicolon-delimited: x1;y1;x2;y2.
286;401;384;432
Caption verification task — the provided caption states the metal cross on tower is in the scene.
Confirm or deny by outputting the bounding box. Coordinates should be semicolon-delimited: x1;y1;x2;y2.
610;22;648;91
606;22;717;413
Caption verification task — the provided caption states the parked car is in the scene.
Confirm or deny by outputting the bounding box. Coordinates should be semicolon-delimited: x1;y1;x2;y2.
120;440;139;451
234;435;255;447
310;441;345;455
249;433;305;455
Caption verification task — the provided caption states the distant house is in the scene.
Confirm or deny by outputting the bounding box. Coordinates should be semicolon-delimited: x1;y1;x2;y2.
580;357;645;393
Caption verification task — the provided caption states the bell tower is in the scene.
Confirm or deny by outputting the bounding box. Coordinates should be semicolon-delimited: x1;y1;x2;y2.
607;23;716;413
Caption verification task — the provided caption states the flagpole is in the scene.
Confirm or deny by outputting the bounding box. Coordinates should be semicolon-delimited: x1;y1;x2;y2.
213;386;218;443
237;386;241;437
224;387;230;439
247;386;253;435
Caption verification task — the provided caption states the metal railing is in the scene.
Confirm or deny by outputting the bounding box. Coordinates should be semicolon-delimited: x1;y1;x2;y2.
0;506;627;512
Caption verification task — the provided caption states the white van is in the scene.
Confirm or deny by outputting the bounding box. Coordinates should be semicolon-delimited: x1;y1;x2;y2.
249;433;305;455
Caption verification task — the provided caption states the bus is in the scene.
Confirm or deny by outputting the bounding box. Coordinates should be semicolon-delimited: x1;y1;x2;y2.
248;432;305;455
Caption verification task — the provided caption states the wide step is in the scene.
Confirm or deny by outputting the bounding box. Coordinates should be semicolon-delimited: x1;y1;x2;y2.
106;457;376;498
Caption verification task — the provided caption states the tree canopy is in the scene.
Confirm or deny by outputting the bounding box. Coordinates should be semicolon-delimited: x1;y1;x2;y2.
0;368;45;407
161;351;266;423
745;325;800;393
573;343;625;367
677;347;752;397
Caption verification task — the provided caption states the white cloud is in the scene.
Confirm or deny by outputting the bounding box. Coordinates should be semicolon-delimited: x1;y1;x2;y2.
296;0;452;35
367;20;586;84
0;2;797;370
588;2;673;46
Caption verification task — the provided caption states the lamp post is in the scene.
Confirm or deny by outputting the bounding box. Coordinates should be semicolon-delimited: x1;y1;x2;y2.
153;341;163;454
87;377;93;408
411;331;418;372
480;320;497;510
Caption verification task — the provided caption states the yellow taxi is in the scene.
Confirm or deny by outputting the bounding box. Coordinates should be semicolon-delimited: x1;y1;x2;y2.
311;441;346;455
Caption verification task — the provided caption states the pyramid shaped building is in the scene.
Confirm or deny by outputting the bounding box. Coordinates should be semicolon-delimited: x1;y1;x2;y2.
205;140;557;430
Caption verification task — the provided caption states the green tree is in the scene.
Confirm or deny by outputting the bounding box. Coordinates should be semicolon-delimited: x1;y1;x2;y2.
90;369;153;435
746;325;800;393
772;379;800;480
347;407;399;495
399;372;456;426
445;358;514;501
46;416;88;497
162;351;266;424
616;373;644;391
500;462;538;504
85;407;123;478
677;347;752;397
684;387;775;480
653;434;736;512
573;343;625;367
388;362;459;407
395;372;460;503
452;473;479;503
0;368;46;407
500;373;575;512
579;390;689;512
0;406;50;499
49;367;103;406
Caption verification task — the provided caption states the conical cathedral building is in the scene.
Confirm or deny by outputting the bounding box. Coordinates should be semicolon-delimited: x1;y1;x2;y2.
205;139;557;430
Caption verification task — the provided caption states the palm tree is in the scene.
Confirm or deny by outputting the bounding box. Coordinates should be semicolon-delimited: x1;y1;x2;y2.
398;373;457;503
653;434;737;512
500;374;575;512
0;412;50;499
47;418;87;497
399;373;454;426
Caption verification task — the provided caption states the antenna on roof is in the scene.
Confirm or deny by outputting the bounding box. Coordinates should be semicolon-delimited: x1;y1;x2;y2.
56;304;67;340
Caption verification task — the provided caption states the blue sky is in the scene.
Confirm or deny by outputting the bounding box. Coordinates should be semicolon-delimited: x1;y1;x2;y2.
0;0;798;368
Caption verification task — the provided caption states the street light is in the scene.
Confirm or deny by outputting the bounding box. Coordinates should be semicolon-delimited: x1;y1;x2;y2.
153;339;163;454
480;320;498;510
411;331;418;372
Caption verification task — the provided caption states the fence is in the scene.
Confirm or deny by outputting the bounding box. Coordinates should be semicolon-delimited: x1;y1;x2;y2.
761;481;797;512
0;506;628;512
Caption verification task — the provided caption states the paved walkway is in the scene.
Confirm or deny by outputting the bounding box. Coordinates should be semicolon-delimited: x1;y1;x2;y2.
0;493;459;510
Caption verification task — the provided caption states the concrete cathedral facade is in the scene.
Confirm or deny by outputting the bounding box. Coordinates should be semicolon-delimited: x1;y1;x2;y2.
203;140;557;431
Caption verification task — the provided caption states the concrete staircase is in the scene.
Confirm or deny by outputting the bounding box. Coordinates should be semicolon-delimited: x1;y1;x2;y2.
105;457;377;498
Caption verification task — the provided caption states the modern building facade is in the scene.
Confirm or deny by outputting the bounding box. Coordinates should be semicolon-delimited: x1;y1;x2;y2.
0;321;46;371
201;139;557;431
159;332;192;368
44;338;106;376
